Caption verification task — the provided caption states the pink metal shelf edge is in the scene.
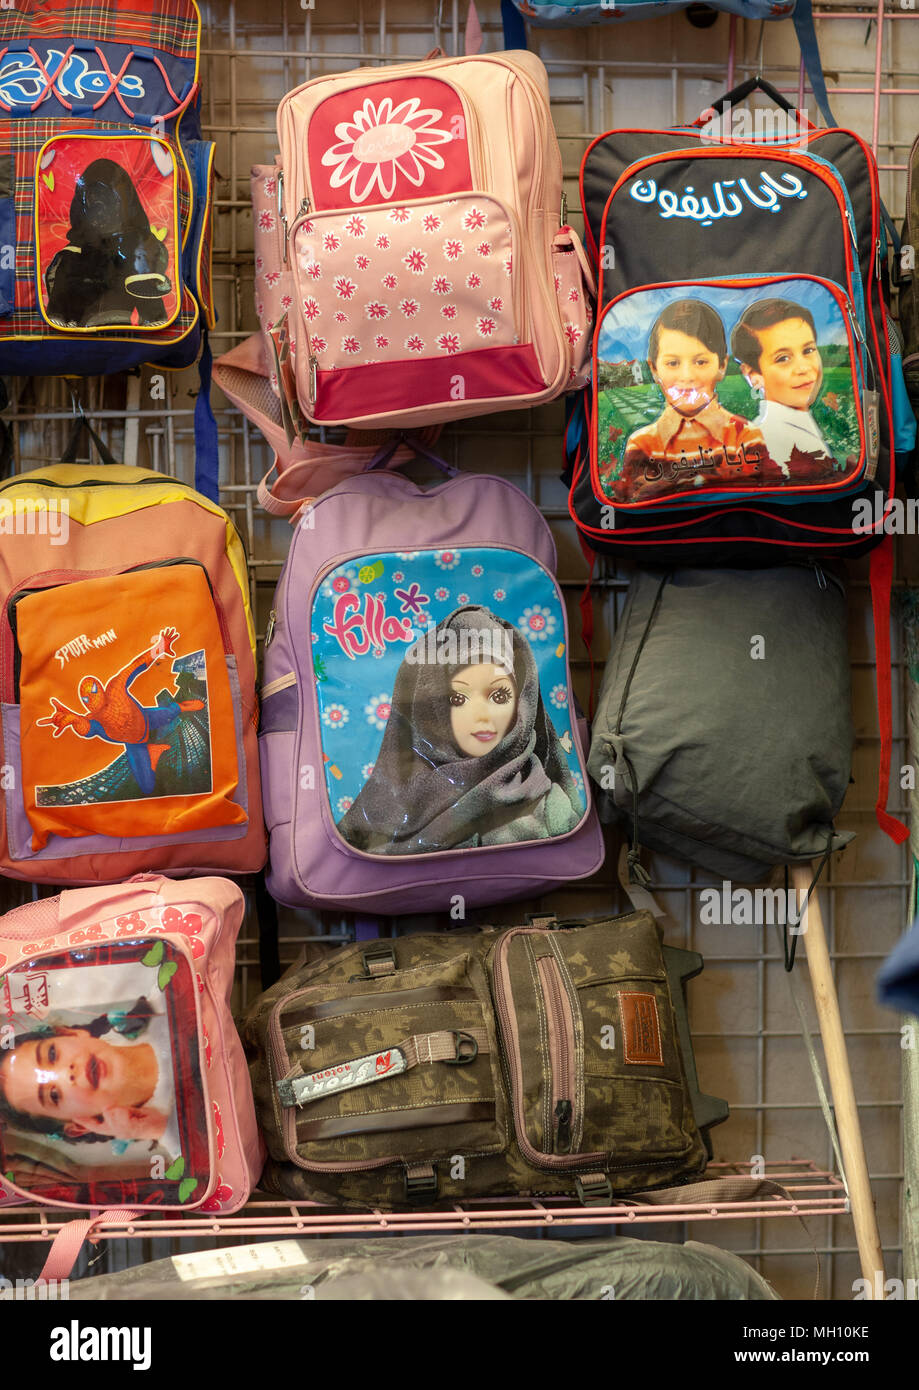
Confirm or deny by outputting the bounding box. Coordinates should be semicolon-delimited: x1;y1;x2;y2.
0;1162;847;1243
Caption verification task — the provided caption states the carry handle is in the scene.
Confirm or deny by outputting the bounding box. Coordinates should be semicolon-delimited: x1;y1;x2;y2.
694;77;818;136
60;413;119;469
694;75;794;117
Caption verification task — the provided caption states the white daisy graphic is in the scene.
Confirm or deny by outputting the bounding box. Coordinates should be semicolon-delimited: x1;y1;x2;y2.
492;588;506;602
434;586;449;601
435;550;461;571
518;604;557;643
320;97;453;204
470;563;484;577
365;694;393;730
337;795;354;813
550;683;568;709
362;763;376;780
322;703;350;730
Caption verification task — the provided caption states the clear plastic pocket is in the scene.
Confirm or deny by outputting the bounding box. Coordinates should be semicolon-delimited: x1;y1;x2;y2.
307;545;589;860
0;934;212;1209
35;131;181;332
593;273;866;508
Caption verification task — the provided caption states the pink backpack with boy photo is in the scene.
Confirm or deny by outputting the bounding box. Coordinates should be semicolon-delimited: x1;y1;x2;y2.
0;875;263;1280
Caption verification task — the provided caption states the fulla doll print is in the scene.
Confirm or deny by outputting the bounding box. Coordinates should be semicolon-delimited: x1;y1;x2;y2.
312;552;589;856
594;279;863;506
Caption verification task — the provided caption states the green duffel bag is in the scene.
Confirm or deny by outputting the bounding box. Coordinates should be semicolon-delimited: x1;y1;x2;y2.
242;911;729;1208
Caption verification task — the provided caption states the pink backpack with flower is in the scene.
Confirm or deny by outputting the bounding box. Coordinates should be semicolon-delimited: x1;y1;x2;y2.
0;876;263;1280
214;50;595;481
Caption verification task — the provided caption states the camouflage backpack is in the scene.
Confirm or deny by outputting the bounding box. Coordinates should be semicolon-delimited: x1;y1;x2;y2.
242;910;728;1208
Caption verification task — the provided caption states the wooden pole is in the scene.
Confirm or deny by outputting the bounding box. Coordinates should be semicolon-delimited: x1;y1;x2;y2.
792;863;885;1294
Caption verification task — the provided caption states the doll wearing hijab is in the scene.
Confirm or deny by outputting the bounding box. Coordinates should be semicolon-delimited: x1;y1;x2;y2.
337;606;584;855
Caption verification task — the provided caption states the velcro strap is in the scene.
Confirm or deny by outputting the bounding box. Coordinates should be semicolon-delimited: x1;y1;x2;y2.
401;1027;489;1069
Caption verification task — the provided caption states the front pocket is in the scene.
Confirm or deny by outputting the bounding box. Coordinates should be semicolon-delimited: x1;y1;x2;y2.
269;953;506;1171
492;928;599;1170
306;544;589;860
592;274;866;508
35;131;182;331
289;193;543;422
9;561;246;851
0;933;212;1210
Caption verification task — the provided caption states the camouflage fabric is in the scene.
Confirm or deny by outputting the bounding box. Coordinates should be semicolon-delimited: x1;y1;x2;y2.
241;912;710;1207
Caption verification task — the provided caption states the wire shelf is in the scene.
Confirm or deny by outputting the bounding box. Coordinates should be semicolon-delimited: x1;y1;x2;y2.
0;1161;846;1243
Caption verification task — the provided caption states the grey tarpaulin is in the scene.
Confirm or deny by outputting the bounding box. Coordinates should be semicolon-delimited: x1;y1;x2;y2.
66;1233;779;1301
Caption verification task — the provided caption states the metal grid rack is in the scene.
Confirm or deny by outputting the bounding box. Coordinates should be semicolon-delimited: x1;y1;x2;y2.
1;0;917;1299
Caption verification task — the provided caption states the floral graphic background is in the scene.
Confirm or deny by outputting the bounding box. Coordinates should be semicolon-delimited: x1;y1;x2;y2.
312;547;585;813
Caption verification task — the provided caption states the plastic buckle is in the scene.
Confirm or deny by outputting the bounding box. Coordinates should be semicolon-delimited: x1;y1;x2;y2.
575;1174;613;1207
348;945;397;982
443;1031;478;1066
404;1165;437;1202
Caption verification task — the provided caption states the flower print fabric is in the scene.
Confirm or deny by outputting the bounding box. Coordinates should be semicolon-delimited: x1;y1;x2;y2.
293;198;515;370
336;607;584;855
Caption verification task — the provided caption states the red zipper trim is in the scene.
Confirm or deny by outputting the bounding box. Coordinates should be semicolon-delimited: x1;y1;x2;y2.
567;448;888;548
588;273;865;512
2;560;233;705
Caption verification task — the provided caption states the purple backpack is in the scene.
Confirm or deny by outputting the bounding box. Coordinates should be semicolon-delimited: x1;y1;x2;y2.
260;472;604;913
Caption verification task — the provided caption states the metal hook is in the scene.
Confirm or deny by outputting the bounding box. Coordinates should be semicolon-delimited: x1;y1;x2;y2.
68;380;85;420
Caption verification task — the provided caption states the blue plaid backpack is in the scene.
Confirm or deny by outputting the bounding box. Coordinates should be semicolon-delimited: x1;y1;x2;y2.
0;0;218;493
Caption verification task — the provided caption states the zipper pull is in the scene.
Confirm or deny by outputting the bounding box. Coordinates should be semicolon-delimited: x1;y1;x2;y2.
844;208;858;253
288;197;312;264
308;355;318;407
560;190;568;228
875;236;882;280
813;564;828;591
265;609;277;646
554;1099;572;1154
278;170;289;264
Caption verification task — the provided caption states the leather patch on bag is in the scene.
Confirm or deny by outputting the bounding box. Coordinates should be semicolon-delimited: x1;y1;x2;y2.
618;991;664;1065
